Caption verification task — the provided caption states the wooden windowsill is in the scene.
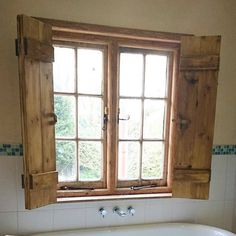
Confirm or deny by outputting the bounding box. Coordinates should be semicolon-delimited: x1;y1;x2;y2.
57;192;172;203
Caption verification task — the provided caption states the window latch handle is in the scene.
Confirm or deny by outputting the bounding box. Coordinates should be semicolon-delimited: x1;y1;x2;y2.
102;106;108;131
119;114;130;121
49;113;57;125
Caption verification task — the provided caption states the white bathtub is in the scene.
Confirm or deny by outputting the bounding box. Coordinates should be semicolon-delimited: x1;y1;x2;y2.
32;223;236;236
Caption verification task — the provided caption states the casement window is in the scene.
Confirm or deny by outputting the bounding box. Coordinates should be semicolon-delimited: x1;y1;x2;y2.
16;15;221;209
53;43;174;195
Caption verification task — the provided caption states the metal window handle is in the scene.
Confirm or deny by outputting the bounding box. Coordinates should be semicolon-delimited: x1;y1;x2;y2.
119;114;130;121
102;107;109;131
102;114;108;131
52;113;57;124
172;116;190;130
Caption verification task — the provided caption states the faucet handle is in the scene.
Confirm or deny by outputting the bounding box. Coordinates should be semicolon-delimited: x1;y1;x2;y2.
99;207;108;218
128;206;135;216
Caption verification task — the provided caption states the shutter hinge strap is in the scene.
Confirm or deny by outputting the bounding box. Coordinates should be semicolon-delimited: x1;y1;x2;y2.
21;174;25;189
15;39;20;56
21;174;34;189
15;38;28;56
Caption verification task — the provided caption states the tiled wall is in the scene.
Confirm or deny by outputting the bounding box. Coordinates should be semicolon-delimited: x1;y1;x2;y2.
0;154;235;235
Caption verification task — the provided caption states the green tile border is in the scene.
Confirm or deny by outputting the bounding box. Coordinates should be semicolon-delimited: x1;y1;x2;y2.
0;144;23;156
212;145;236;155
0;144;235;156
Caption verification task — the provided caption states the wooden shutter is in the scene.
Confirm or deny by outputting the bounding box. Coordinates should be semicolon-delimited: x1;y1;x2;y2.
16;15;58;209
172;36;221;199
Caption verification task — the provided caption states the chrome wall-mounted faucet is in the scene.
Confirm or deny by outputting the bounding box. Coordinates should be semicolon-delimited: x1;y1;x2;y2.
99;207;108;218
113;206;135;217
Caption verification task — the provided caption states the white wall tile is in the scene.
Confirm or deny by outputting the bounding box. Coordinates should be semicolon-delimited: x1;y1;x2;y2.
209;156;227;201
53;208;86;230
195;200;224;228
86;206;111;228
171;199;197;223
226;156;236;173
15;156;23;192
145;198;172;223
53;202;87;210
232;200;236;233
18;210;53;234
225;171;236;201
0;156;17;181
109;200;145;226
223;201;234;231
211;156;227;176
17;189;54;212
0;180;17;212
0;157;18;211
225;156;236;201
0;212;18;235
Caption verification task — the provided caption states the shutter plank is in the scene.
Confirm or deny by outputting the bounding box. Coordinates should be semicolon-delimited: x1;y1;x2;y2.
31;172;58;190
173;169;210;183
180;55;219;70
25;38;54;62
172;36;221;199
17;15;57;209
40;62;56;172
24;59;43;173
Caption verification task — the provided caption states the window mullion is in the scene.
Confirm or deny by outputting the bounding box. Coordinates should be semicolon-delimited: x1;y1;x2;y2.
102;46;108;188
139;54;146;181
107;41;119;193
75;47;79;182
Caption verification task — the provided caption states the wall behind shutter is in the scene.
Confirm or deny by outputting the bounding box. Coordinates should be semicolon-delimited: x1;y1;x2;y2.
172;36;221;199
17;15;58;209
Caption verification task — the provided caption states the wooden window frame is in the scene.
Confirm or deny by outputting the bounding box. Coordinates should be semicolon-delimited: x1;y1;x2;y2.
45;20;181;198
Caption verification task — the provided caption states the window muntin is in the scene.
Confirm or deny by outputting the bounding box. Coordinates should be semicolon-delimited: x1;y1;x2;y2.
53;44;107;187
117;48;170;187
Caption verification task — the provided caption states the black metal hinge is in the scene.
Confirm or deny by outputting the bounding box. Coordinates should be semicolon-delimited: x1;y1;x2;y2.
15;39;20;56
21;174;25;189
15;38;28;56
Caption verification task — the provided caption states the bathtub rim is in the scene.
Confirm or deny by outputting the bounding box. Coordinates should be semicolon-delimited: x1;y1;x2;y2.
31;222;236;236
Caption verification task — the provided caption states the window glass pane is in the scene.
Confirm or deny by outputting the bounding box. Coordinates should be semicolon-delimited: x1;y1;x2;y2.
53;47;75;92
79;141;102;181
56;141;77;182
119;52;143;97
143;100;165;139
54;95;76;138
119;99;142;139
145;55;167;98
142;141;164;179
118;141;140;180
77;49;103;95
78;97;102;139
